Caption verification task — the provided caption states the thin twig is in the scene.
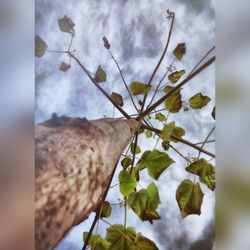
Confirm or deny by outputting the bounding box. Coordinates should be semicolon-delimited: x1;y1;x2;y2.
170;145;191;163
140;11;175;113
198;126;215;158
108;50;139;113
147;58;175;108
195;140;215;145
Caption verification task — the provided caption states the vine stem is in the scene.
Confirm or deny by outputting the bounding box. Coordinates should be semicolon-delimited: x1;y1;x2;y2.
137;56;215;120
140;11;175;113
141;124;215;158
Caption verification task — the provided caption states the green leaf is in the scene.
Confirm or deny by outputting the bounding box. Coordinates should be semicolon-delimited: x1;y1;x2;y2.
128;190;149;218
146;182;160;211
162;140;170;150
134;234;159;250
94;66;106;83
145;130;153;138
131;143;141;154
170;126;186;142
103;36;110;49
105;224;136;250
161;121;175;141
135;149;175;180
100;201;112;218
168;70;185;83
176;179;204;218
189;93;211;109
83;232;111;250
186;158;215;178
121;157;132;170
35;35;48;57
111;92;124;106
155;112;166;121
173;43;186;60
58;15;75;35
130;82;151;95
140;210;161;224
59;62;71;72
119;170;137;196
200;174;215;191
164;87;182;113
212;106;215;120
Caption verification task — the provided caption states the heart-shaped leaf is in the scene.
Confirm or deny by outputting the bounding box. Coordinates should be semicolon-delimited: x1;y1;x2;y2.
111;92;124;106
130;82;151;95
164;86;182;113
59;62;71;72
173;43;186;60
100;201;112;218
58;15;75;35
176;179;204;218
35;35;48;57
135;149;175;180
186;158;215;178
95;66;106;83
168;70;185;83
119;170;137;196
189;93;211;109
155;112;166;121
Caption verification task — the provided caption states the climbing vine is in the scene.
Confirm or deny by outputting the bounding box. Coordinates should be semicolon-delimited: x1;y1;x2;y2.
36;9;215;250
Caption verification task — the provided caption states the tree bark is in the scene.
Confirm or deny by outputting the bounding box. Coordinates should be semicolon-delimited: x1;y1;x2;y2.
35;116;139;250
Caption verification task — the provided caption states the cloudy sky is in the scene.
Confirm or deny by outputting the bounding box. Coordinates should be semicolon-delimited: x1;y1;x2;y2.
35;0;215;249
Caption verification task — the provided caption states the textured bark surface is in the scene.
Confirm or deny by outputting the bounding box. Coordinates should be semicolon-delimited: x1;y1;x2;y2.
35;116;139;250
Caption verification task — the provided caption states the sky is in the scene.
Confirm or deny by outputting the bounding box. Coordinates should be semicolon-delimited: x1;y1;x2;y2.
35;0;215;249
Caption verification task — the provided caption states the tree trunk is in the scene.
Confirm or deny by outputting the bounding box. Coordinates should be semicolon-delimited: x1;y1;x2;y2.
35;116;139;250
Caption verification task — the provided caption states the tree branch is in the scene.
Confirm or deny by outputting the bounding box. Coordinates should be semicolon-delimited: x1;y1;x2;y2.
137;56;215;120
141;124;215;158
68;52;131;119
